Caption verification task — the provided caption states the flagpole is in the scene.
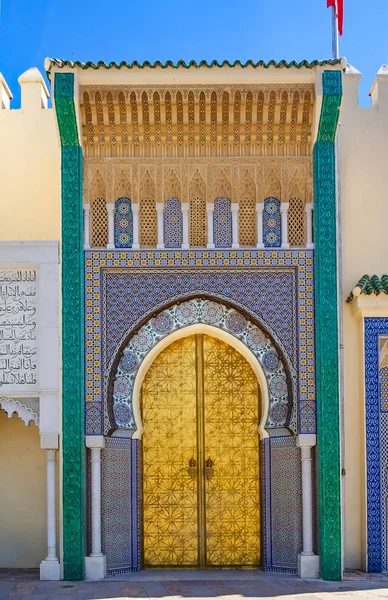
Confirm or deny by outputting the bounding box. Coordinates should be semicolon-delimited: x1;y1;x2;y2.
331;5;339;58
330;0;345;576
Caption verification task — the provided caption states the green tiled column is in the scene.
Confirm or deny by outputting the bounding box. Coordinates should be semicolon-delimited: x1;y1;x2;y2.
54;73;85;580
314;70;342;581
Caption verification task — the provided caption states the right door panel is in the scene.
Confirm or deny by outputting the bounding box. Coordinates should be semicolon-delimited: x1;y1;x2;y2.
203;334;261;567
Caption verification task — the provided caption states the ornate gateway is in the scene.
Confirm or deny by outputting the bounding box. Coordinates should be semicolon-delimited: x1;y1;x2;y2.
50;58;343;581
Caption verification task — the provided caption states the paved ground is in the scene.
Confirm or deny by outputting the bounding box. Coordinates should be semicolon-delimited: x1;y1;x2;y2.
2;570;388;600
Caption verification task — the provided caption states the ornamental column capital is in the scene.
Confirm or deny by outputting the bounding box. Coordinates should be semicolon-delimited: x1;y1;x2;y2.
85;435;106;449
296;433;317;448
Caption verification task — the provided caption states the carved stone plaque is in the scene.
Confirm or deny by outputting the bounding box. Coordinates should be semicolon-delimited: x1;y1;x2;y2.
0;268;38;391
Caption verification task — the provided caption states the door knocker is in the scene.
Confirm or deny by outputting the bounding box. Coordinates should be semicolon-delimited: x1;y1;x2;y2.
205;457;214;480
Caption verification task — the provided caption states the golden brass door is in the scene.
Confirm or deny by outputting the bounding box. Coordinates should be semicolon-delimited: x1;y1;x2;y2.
141;334;261;569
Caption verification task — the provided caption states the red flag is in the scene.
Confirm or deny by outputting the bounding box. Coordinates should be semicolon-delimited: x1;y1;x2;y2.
327;0;343;36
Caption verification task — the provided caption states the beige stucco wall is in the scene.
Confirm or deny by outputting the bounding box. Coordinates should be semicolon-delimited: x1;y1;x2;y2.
0;70;61;572
0;410;46;567
0;70;60;241
340;66;388;569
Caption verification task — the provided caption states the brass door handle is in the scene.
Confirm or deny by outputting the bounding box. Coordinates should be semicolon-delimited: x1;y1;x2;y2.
205;457;214;480
188;457;197;478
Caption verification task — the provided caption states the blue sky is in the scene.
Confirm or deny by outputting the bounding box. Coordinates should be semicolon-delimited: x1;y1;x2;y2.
0;0;386;107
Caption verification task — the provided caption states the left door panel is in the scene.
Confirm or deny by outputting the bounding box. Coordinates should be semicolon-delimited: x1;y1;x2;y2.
142;336;199;567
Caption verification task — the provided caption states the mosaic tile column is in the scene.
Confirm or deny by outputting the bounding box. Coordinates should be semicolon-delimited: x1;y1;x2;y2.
364;318;388;572
313;70;342;581
54;72;85;580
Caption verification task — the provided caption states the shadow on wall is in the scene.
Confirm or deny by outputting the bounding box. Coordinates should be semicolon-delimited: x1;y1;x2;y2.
0;410;46;568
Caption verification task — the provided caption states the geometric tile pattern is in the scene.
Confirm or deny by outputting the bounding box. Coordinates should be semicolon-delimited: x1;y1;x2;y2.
83;248;315;436
263;197;281;248
380;365;388;412
269;437;303;571
104;268;295;366
263;436;303;573
262;438;272;569
85;402;101;435
214;197;232;248
164;197;183;248
365;318;388;572
114;198;133;248
101;437;139;574
382;344;388;570
112;298;294;434
381;412;388;573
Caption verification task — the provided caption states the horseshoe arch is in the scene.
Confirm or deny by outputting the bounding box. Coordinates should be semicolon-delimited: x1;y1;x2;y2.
109;298;295;438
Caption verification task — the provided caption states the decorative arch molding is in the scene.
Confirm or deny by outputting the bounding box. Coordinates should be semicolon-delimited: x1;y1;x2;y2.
109;298;295;437
0;396;39;426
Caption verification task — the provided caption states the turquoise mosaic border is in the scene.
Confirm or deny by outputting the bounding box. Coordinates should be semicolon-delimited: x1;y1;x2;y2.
314;70;342;581
54;73;85;581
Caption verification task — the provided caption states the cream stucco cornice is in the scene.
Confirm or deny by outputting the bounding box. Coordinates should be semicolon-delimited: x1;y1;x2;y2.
70;67;320;87
46;58;344;87
349;295;388;320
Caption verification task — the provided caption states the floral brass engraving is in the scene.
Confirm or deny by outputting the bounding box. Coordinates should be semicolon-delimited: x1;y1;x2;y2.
141;334;261;568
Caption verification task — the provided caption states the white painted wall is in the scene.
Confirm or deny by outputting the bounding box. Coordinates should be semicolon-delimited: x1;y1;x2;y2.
341;64;388;569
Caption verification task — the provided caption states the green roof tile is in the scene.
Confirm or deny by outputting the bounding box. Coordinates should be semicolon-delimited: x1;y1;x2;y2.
346;274;388;302
45;57;343;77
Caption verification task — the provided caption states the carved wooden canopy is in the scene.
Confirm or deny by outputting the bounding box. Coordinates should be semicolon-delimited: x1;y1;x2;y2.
80;84;315;158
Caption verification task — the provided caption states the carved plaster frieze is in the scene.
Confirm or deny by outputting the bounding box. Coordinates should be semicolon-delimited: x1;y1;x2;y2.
84;156;312;167
79;83;315;102
84;157;311;209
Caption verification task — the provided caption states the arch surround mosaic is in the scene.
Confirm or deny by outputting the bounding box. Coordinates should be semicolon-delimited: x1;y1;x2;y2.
111;298;294;435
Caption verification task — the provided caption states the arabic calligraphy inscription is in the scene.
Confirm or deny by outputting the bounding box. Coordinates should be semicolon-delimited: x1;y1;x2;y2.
0;269;38;390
